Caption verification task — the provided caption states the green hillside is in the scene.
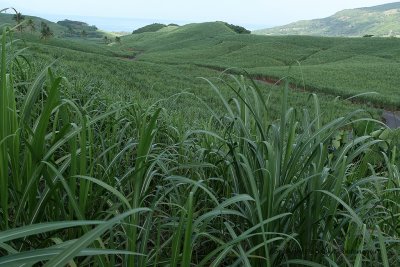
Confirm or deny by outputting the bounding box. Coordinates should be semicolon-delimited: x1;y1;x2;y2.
254;2;400;37
2;11;400;267
132;23;169;34
56;19;105;38
0;12;112;38
3;17;400;108
0;13;66;35
5;20;385;125
123;22;236;52
119;23;400;108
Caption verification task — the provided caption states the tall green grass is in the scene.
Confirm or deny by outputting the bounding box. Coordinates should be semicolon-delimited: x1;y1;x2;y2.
0;22;399;266
200;75;400;265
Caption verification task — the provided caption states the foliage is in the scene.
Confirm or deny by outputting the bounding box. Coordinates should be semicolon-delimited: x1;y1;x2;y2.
40;22;53;40
119;23;400;108
58;19;93;28
26;18;36;33
103;35;109;44
19;31;374;125
12;12;25;32
1;13;66;37
0;22;399;266
132;23;167;34
254;2;400;37
224;22;251;34
57;19;102;38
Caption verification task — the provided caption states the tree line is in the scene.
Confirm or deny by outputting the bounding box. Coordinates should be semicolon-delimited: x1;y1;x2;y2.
12;12;121;44
12;12;53;40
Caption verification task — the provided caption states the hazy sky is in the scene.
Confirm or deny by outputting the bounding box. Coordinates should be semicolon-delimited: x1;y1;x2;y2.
2;0;398;29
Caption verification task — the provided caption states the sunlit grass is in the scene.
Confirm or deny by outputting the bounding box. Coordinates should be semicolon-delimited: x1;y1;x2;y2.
0;20;399;267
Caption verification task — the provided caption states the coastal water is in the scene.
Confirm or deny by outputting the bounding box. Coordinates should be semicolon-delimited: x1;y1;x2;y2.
36;14;268;33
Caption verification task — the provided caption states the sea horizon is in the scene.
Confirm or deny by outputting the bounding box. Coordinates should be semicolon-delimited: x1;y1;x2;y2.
13;13;271;33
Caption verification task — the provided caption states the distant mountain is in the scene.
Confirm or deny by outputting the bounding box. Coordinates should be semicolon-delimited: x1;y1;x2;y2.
57;19;103;38
0;13;66;35
254;2;400;37
0;12;112;38
125;22;237;49
131;21;250;35
132;23;170;34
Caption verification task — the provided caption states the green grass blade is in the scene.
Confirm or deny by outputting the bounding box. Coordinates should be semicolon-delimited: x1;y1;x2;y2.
0;28;9;228
44;208;150;267
353;224;366;267
181;192;194;266
284;259;327;267
376;225;389;267
0;248;142;267
0;221;102;243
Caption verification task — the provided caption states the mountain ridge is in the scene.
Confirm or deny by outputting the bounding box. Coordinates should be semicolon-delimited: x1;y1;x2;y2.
0;12;114;38
254;2;400;37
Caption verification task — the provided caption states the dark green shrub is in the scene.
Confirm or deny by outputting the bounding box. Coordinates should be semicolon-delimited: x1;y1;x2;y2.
132;23;167;34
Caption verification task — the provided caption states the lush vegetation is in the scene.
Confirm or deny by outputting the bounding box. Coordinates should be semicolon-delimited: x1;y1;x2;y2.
132;23;169;34
0;13;112;39
3;16;398;112
119;23;400;108
0;9;400;266
0;13;65;36
57;19;102;38
1;19;374;125
223;22;251;34
254;2;400;37
130;21;250;35
40;22;53;40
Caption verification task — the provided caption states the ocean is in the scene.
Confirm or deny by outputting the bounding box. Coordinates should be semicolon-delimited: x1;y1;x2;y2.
37;14;269;33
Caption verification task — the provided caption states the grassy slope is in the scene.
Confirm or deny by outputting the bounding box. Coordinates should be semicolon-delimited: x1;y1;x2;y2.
8;21;378;128
0;13;66;34
0;13;113;38
254;2;400;37
118;25;400;108
2;17;400;267
7;17;398;110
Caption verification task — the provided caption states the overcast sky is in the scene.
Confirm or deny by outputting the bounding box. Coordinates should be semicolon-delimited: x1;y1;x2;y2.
2;0;398;29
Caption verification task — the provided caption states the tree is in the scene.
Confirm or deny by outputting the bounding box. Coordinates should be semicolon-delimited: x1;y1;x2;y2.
81;30;87;38
223;22;251;34
132;23;166;34
12;12;25;32
40;22;53;40
103;36;109;44
115;36;121;43
66;26;74;37
26;19;36;33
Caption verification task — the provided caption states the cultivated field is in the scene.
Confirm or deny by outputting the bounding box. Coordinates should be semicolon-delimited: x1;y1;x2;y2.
1;14;400;266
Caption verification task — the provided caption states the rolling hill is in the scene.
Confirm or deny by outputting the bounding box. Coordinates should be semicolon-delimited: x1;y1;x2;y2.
0;12;112;38
2;9;400;267
118;22;400;108
254;2;400;37
2;12;400;108
0;13;66;34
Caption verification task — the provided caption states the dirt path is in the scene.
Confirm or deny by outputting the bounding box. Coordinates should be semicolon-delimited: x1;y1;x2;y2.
118;50;144;61
382;111;400;128
253;77;400;129
117;60;400;128
195;64;400;128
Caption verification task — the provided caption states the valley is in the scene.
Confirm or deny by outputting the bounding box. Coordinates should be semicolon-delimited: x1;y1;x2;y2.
1;4;400;266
